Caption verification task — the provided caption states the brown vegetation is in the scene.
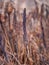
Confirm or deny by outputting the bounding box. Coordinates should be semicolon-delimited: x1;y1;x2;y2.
0;1;49;65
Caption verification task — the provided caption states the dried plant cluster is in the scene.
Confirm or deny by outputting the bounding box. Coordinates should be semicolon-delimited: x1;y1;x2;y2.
0;1;49;65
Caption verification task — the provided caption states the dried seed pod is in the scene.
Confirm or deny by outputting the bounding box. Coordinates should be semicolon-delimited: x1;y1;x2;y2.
7;3;13;14
1;13;6;23
9;23;13;31
6;3;14;31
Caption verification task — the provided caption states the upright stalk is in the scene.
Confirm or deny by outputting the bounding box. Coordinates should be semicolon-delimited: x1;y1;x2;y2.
23;8;27;44
0;14;8;62
40;4;46;48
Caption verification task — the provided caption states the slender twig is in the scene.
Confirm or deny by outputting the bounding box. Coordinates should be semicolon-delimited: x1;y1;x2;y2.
6;51;22;65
